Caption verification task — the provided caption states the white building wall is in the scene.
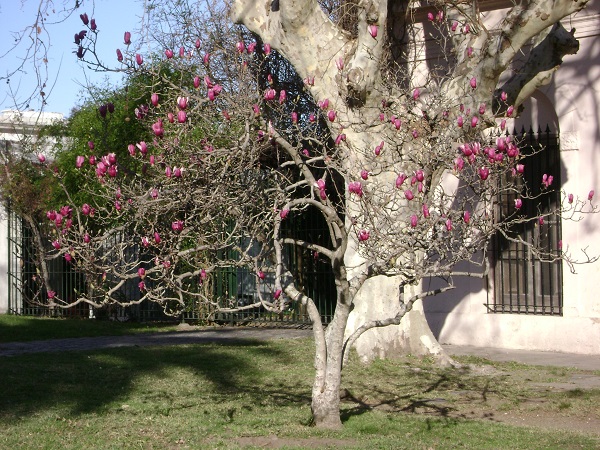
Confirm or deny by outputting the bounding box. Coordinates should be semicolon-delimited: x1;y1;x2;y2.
424;5;600;355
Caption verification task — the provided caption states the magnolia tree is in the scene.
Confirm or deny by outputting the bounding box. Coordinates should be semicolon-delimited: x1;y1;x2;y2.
30;0;596;428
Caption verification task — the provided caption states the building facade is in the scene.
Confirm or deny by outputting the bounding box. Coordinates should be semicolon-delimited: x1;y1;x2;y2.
424;3;600;355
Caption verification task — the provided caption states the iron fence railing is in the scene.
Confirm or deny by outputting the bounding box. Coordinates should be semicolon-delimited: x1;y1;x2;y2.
6;206;336;325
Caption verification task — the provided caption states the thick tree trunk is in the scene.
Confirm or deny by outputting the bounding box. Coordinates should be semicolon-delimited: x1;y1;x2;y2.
310;292;351;429
345;276;452;365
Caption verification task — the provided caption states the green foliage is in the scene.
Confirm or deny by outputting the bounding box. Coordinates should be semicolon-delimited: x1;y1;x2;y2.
0;157;53;220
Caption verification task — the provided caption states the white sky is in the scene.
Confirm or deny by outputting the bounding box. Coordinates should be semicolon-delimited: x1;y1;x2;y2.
0;0;145;117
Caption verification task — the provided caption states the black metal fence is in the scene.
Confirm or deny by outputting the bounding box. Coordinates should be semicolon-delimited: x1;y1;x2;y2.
6;207;336;325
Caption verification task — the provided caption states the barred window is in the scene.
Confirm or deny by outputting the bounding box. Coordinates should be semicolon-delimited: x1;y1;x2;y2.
489;126;563;315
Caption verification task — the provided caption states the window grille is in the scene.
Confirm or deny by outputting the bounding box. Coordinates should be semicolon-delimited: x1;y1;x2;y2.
489;126;563;315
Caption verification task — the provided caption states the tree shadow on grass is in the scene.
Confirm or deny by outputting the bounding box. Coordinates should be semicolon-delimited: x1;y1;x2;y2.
339;365;499;424
0;339;312;421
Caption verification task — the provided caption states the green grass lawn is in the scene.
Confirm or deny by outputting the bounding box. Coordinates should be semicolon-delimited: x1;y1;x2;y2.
0;337;598;449
0;315;179;343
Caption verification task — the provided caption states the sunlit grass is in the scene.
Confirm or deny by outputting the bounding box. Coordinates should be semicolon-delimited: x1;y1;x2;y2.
0;315;179;343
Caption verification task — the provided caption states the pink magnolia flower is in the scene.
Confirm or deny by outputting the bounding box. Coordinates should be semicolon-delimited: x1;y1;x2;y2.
279;90;287;104
422;204;430;218
516;164;525;174
568;193;574;204
177;110;187;123
360;170;369;180
138;281;146;291
478;167;490;180
507;105;514;117
410;215;418;228
467;47;474;57
500;119;507;131
463;210;471;224
264;88;276;101
247;42;256;53
81;204;91;215
152;120;164;137
47;210;57;221
80;13;89;25
470;77;477;89
141;236;150;247
471;116;479;128
501;91;508;102
75;155;85;168
172;220;184;232
348;181;363;197
154;232;161;244
124;31;131;45
273;289;282;299
291;111;298;123
151;93;159;107
454;157;465;172
336;57;344;71
514;198;523;209
177;97;188;110
60;205;72;218
195;38;201;49
327;110;336;122
203;53;210;64
137;141;147;155
445;219;453;231
83;233;91;244
404;190;414;201
427;12;434;21
457;116;464;127
368;24;378;38
479;103;486;115
358;230;370;242
52;240;61;250
236;41;245;53
114;201;121;211
318;98;330;110
138;268;146;278
47;290;56;299
64;253;73;263
589;190;595;200
263;43;271;55
116;49;123;62
257;270;265;280
279;209;290;220
412;88;420;100
165;49;174;59
451;21;458;32
37;153;46;163
193;76;201;89
135;53;143;65
415;169;424;182
539;216;545;225
396;173;407;188
335;134;346;145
